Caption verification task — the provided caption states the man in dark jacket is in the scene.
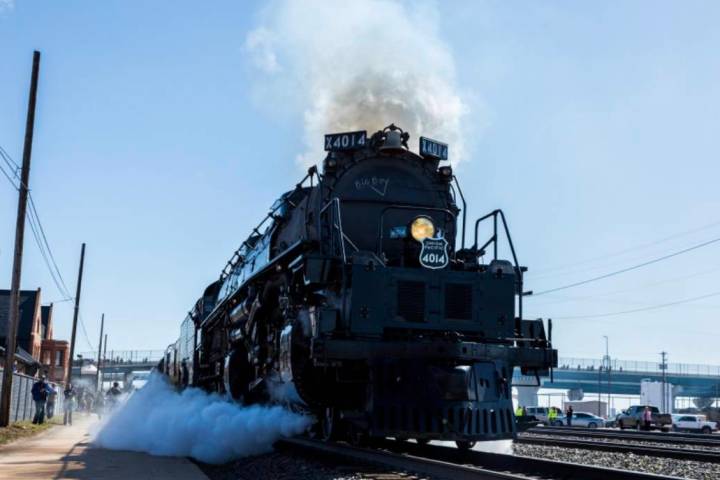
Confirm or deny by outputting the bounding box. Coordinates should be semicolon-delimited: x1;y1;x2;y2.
566;405;574;426
106;382;122;410
31;376;49;424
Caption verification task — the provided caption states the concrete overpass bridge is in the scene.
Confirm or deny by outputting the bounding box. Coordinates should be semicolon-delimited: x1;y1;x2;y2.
71;350;162;388
514;356;720;406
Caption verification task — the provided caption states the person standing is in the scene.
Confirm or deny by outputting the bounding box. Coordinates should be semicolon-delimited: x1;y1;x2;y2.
643;406;652;431
548;407;557;425
106;381;122;409
46;383;58;419
63;383;76;425
566;405;574;426
31;376;49;424
94;390;106;420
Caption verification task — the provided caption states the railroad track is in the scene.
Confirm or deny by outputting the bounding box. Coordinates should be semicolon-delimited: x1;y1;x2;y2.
276;437;684;480
526;427;720;448
532;426;719;441
517;435;720;464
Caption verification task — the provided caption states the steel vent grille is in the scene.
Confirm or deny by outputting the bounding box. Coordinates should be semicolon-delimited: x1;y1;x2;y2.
445;283;473;320
396;280;425;323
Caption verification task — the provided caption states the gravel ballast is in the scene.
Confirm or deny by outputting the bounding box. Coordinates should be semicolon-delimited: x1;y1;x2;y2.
198;450;433;480
513;442;720;480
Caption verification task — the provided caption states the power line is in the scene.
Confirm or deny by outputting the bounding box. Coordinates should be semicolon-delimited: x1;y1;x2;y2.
1;144;73;301
28;194;72;296
0;146;22;188
532;219;720;278
529;264;720;306
545;291;720;320
533;236;720;296
78;312;96;352
0;162;17;189
0;145;20;168
2;143;94;352
26;210;68;299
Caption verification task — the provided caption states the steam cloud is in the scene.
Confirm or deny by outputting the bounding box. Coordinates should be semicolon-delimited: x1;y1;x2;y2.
245;0;468;166
94;373;312;464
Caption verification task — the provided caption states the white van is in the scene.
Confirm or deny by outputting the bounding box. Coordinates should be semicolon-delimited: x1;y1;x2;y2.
525;406;550;423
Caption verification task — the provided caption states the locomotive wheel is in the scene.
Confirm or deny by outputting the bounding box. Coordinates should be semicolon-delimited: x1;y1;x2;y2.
320;407;337;442
455;440;476;450
347;423;369;447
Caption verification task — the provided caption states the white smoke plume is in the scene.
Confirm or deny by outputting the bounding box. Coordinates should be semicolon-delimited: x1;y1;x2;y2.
94;373;312;464
245;0;468;166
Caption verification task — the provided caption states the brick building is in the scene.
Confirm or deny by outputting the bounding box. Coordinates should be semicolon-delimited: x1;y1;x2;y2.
41;339;69;383
0;288;70;383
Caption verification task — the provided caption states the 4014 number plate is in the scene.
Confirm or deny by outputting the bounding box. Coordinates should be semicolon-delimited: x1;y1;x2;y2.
419;136;448;160
419;237;449;269
325;131;367;151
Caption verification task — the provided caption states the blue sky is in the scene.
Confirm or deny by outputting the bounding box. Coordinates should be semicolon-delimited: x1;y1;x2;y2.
1;1;719;366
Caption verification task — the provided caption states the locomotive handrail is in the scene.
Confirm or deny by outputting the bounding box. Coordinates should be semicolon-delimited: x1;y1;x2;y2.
376;205;456;257
472;209;525;319
451;175;467;250
320;197;349;262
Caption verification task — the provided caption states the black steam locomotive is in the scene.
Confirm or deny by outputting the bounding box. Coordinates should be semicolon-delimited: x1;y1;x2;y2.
159;125;556;447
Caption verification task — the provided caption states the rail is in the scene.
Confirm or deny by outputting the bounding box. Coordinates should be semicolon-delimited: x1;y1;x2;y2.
517;434;720;464
372;438;676;480
278;437;525;480
527;427;720;448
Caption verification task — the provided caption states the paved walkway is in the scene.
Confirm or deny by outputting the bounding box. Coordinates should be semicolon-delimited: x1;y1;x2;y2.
0;414;208;479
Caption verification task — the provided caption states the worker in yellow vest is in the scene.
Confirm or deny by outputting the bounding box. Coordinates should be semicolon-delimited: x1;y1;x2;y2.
515;405;524;417
548;406;558;425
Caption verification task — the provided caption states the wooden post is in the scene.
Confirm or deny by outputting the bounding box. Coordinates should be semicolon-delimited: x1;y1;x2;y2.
66;243;86;385
95;314;104;391
0;51;41;427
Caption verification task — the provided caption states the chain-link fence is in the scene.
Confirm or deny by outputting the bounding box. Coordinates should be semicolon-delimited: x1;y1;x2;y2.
0;369;64;423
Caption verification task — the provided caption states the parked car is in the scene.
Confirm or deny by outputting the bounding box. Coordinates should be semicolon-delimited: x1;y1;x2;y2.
617;405;672;431
569;412;605;428
605;413;623;428
671;414;718;434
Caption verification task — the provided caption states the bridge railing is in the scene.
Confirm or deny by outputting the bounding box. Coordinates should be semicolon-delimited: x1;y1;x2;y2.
558;357;720;377
76;350;165;366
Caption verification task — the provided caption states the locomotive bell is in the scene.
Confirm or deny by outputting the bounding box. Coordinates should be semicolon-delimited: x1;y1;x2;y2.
379;129;405;153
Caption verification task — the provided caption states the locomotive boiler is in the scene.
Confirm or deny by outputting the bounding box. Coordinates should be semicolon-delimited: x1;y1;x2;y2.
159;124;557;447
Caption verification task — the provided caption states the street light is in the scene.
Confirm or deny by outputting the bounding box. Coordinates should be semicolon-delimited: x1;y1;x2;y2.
603;336;611;417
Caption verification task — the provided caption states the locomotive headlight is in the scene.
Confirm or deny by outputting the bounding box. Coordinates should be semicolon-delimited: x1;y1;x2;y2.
410;216;435;242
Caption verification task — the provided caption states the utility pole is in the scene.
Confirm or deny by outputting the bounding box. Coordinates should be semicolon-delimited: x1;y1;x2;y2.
0;51;41;428
660;351;668;413
597;366;602;417
66;243;86;385
102;333;107;391
95;314;104;391
604;335;611;417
